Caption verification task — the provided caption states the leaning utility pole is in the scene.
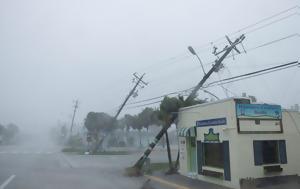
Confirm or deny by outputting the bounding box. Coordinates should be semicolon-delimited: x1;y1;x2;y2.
114;73;148;120
70;100;79;136
129;34;246;174
92;73;147;153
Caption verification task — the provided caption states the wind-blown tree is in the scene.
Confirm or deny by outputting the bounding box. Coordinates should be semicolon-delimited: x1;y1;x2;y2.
157;96;182;173
158;95;207;173
0;124;4;136
0;124;5;143
122;114;137;146
84;112;115;152
123;114;135;132
132;115;144;147
138;107;157;144
0;123;19;144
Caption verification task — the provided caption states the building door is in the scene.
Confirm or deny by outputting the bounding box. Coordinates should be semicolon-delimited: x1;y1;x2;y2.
187;137;197;173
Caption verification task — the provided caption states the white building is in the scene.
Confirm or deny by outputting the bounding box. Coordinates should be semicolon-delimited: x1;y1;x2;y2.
177;97;300;189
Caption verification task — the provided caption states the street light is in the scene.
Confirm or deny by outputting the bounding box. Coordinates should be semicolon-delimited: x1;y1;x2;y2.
188;46;206;75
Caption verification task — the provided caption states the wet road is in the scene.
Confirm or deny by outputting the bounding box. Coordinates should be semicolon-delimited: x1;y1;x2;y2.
0;136;166;189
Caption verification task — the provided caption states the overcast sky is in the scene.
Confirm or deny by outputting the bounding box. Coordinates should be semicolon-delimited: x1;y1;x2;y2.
0;0;299;132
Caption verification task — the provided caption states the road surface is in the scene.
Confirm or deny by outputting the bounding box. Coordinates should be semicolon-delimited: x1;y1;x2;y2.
0;135;175;189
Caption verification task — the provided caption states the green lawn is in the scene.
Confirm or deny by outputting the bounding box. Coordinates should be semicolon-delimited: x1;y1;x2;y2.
61;147;131;155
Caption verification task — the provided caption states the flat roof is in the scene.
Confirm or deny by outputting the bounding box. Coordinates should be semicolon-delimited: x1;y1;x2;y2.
179;97;250;112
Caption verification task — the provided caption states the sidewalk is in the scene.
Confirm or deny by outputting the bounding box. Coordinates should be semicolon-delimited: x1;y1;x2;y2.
143;172;231;189
143;172;300;189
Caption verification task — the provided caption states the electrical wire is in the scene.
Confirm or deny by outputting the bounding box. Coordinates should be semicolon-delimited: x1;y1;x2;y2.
147;33;300;86
207;61;299;86
204;64;299;89
125;61;299;109
109;7;300;110
127;6;300;78
194;5;300;50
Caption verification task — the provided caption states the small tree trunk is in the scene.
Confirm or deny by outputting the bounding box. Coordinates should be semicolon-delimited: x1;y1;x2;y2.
165;130;173;170
147;127;149;145
139;129;142;147
174;151;180;169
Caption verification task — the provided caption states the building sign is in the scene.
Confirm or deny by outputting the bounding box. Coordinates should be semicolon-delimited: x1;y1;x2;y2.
236;104;282;119
196;117;227;127
204;128;220;142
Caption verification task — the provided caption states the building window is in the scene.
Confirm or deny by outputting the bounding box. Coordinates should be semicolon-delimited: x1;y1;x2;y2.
203;143;224;168
262;141;279;164
253;140;287;166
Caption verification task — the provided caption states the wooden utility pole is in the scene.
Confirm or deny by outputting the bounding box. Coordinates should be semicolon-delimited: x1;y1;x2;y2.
114;73;148;120
130;34;246;173
92;73;147;153
70;100;79;136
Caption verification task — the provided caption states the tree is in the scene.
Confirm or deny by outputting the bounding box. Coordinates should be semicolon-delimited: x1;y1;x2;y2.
0;124;5;144
84;112;115;152
138;107;156;144
123;114;136;131
1;123;19;143
131;115;143;147
0;124;5;136
158;95;206;173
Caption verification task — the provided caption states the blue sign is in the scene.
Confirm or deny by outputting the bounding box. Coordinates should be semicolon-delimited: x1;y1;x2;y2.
236;104;282;119
196;117;227;127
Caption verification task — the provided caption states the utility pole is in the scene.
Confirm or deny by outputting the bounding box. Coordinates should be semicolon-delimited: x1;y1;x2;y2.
186;34;245;102
70;100;79;136
129;34;246;174
114;73;148;120
92;73;147;153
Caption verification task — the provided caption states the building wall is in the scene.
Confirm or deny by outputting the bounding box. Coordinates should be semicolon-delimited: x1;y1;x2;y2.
178;99;300;189
233;110;300;180
178;98;239;188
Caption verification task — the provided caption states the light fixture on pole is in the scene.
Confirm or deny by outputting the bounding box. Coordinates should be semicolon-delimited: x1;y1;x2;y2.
188;46;206;75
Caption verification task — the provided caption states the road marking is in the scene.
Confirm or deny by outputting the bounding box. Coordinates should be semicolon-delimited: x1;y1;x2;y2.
0;151;54;155
59;154;74;168
145;175;190;189
0;175;16;189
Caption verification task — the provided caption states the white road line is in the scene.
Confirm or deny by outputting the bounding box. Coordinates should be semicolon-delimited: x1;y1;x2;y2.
0;175;16;189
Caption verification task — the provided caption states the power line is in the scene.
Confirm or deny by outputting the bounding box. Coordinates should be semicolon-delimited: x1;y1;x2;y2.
106;7;300;106
130;6;300;77
234;6;299;35
126;100;163;109
209;63;299;87
244;12;299;36
147;33;299;85
247;33;300;52
207;61;299;86
194;5;300;50
125;60;299;109
148;11;299;75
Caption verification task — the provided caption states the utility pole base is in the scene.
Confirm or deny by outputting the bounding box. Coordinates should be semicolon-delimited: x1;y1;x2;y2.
165;167;178;175
124;166;143;177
